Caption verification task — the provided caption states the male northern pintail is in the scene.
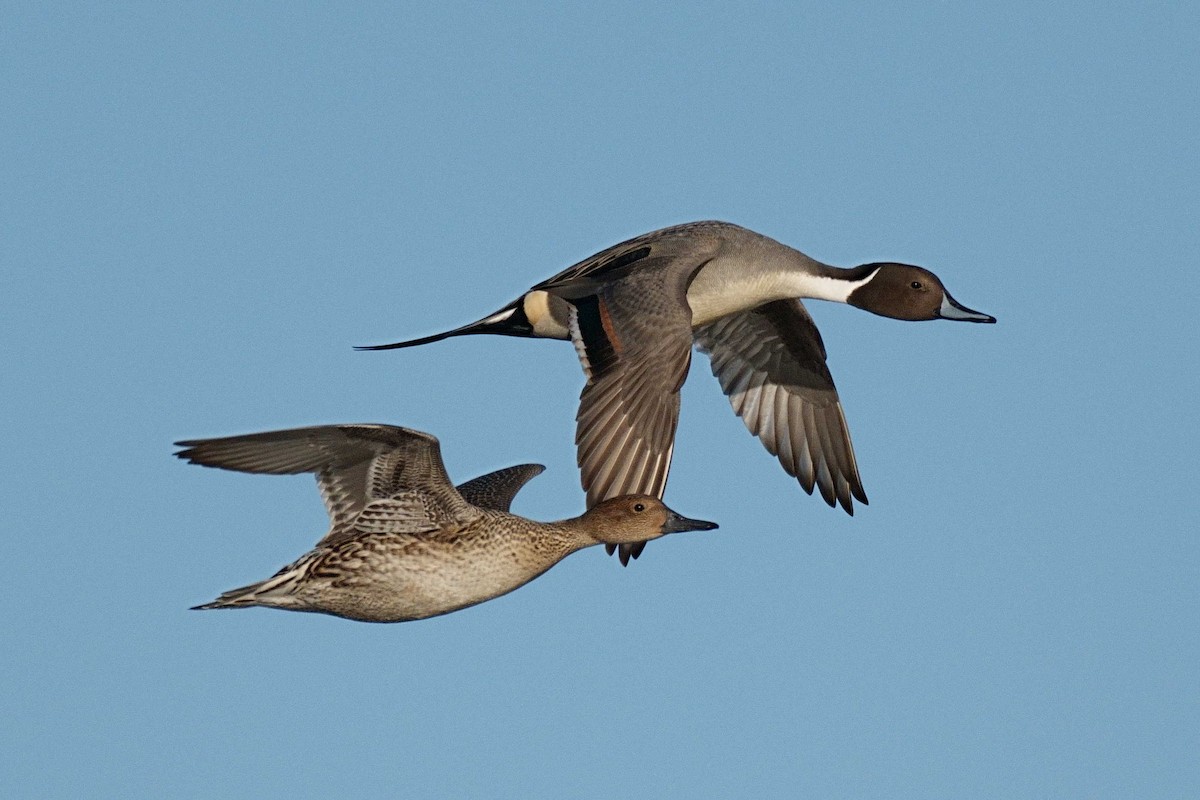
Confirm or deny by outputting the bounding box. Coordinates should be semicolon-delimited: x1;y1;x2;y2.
360;221;995;563
179;424;716;622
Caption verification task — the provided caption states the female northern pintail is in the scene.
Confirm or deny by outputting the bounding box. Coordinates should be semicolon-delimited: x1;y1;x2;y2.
360;221;995;563
179;424;715;622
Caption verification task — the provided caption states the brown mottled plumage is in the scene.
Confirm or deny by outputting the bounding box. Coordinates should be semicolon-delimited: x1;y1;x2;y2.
178;424;716;622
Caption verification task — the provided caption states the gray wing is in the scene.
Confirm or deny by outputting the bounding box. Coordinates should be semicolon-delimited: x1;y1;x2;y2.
571;284;692;506
454;464;545;511
560;261;711;564
174;424;477;545
694;299;867;514
533;221;731;296
542;234;721;565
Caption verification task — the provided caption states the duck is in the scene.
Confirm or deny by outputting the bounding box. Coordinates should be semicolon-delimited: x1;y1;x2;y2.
178;423;717;622
359;220;995;564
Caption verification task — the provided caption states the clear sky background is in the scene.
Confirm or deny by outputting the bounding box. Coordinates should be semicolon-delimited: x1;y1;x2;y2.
3;3;1197;797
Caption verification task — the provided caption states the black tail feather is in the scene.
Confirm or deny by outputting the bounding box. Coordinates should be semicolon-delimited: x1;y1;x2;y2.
356;301;533;351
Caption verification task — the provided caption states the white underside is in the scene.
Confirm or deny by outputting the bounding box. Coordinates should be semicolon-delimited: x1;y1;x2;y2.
685;259;878;326
291;540;578;622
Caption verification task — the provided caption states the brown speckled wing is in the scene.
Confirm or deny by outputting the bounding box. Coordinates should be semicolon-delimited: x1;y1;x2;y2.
454;464;546;511
174;424;476;545
694;300;867;514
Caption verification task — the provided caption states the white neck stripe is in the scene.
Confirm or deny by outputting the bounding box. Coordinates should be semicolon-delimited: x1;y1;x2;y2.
788;267;880;304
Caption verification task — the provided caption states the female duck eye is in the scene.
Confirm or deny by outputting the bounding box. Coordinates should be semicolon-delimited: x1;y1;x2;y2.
633;503;645;513
910;281;923;290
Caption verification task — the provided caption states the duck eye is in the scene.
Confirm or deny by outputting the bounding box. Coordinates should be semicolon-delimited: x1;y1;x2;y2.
633;503;646;513
910;280;923;290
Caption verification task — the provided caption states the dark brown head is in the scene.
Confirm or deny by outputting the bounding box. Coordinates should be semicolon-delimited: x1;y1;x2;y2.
847;263;996;323
581;495;718;546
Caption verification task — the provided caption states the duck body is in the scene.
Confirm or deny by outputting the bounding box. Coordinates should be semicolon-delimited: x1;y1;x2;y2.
418;223;818;342
179;424;716;622
381;222;947;347
204;509;588;622
361;221;994;563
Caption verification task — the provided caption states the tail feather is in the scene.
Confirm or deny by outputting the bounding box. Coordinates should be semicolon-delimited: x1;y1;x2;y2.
355;302;532;351
191;598;245;611
191;580;270;611
191;566;305;611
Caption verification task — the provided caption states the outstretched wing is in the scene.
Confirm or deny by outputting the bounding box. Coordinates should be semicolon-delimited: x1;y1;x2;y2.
694;300;867;513
175;424;476;545
570;286;693;509
551;242;717;564
454;464;545;511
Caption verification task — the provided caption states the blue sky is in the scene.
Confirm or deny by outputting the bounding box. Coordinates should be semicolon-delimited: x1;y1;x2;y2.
3;2;1197;797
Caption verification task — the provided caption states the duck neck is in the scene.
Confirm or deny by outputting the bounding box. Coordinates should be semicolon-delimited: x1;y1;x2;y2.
774;260;881;305
475;514;594;579
687;243;880;324
541;518;602;554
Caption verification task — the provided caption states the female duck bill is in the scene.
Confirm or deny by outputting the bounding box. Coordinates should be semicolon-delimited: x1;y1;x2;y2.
663;510;719;534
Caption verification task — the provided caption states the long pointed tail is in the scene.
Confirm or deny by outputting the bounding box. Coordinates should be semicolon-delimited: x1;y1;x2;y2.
191;567;304;612
191;597;250;611
191;580;271;611
355;301;533;351
191;592;259;611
